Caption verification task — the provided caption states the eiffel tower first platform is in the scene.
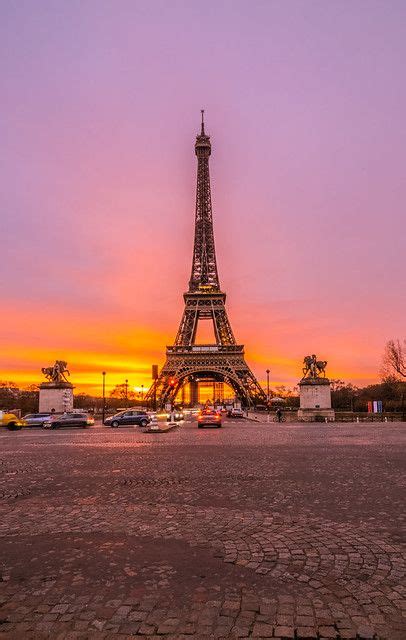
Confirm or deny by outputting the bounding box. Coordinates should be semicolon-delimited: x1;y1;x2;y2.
146;112;266;408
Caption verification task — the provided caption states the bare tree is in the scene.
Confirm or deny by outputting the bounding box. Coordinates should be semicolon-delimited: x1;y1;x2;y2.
330;379;345;392
109;384;136;401
382;339;406;379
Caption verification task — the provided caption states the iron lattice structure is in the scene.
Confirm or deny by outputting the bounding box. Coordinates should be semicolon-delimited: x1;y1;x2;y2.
146;112;266;407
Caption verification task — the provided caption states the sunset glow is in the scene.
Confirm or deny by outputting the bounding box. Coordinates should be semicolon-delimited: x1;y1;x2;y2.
1;2;405;395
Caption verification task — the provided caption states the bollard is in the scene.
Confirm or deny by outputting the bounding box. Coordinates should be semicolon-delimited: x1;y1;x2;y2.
149;413;159;431
384;416;388;423
325;417;328;423
356;416;359;423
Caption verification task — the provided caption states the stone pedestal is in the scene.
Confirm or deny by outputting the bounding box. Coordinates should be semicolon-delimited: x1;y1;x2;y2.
298;378;335;422
39;383;74;414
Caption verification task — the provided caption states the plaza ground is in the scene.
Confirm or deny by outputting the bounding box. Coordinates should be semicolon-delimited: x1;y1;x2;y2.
0;418;405;639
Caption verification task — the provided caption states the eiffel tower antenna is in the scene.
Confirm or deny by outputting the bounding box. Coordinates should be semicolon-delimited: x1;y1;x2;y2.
146;113;266;408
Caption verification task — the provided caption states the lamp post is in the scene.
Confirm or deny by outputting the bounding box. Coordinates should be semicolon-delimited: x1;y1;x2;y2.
102;372;106;425
152;365;159;411
141;384;144;402
125;379;128;405
266;369;270;401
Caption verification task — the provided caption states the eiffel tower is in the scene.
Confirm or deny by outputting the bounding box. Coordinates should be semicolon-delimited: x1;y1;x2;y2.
147;112;266;407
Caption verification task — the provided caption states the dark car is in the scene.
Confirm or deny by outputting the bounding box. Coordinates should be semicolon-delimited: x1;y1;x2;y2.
43;413;94;429
104;410;150;428
197;408;222;428
23;413;51;427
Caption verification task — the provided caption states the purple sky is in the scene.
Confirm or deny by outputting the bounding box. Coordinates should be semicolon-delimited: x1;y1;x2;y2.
1;1;405;391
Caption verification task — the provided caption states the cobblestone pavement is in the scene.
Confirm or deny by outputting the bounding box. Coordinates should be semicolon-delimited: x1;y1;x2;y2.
0;419;405;639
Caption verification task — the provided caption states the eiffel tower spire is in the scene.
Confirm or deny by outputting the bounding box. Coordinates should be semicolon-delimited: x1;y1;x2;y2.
189;110;220;292
145;113;266;408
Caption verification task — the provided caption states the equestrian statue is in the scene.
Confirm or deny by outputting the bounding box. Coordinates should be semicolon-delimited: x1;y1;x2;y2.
41;360;70;384
302;354;327;379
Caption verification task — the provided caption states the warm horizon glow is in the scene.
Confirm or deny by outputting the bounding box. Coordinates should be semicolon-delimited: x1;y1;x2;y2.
1;2;405;395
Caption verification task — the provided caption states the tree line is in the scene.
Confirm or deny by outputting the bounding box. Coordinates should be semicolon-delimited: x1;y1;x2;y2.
1;338;405;413
0;382;145;415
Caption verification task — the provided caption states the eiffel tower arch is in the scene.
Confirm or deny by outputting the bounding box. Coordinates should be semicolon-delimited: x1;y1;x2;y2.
146;112;266;408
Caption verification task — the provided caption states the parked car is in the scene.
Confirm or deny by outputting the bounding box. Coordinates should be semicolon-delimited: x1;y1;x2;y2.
227;408;244;418
197;408;222;428
23;413;51;427
0;411;26;431
104;410;150;428
43;413;94;429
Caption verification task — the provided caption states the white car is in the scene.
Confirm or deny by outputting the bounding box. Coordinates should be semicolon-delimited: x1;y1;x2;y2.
23;413;51;427
167;410;184;422
228;408;244;418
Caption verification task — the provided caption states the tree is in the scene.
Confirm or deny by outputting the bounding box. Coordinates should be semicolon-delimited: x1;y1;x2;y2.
330;382;359;410
330;379;345;393
74;393;98;410
109;384;136;401
382;339;406;379
0;381;19;410
271;385;299;408
274;385;296;398
0;382;39;414
19;385;39;414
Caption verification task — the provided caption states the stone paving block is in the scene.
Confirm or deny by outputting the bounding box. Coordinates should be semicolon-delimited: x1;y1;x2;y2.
356;627;376;639
296;626;318;638
251;622;274;636
337;630;357;639
273;625;295;638
317;626;338;638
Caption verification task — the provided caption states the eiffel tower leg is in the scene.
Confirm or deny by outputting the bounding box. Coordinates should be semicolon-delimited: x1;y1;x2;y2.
190;380;198;405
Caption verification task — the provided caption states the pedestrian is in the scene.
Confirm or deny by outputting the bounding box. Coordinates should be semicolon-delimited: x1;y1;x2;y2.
276;407;283;423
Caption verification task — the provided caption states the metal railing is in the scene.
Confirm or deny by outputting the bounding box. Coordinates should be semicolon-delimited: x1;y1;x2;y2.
167;344;244;354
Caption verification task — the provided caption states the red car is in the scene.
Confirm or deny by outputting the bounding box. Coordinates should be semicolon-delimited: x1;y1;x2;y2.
197;409;222;428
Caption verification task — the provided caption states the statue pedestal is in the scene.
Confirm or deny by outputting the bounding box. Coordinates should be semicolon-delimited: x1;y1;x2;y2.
298;378;335;422
39;383;74;414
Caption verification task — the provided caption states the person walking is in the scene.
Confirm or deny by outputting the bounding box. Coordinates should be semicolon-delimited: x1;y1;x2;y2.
276;407;283;423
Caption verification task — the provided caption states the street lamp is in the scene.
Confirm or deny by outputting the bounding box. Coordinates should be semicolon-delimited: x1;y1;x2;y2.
141;384;144;402
266;369;270;401
102;372;106;425
125;378;128;405
152;364;159;411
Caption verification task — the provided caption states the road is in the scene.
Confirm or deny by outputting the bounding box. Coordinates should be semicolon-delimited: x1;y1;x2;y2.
0;416;405;639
